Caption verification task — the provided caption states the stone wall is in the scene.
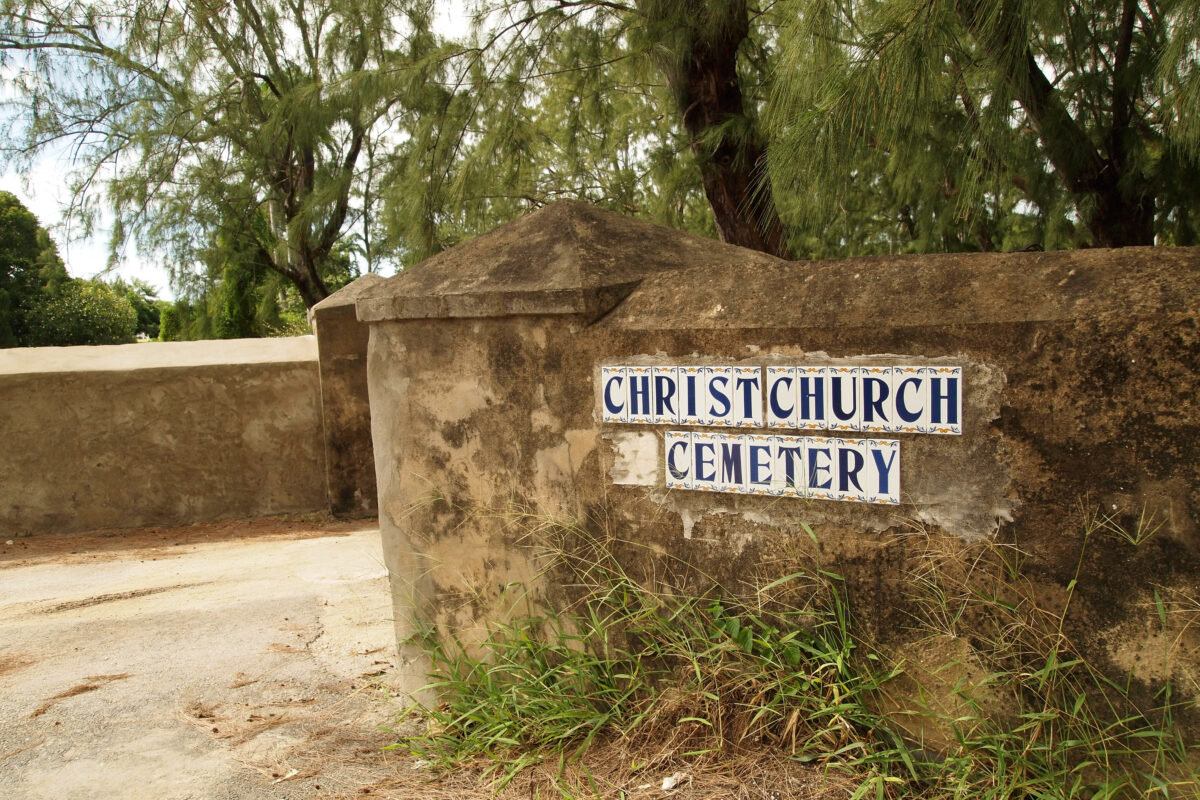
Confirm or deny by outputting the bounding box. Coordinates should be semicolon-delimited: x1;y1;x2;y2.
357;201;1200;724
0;337;327;536
311;274;383;517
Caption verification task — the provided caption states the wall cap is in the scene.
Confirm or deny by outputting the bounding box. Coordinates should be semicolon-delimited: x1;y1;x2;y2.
0;336;317;376
354;200;780;323
601;246;1200;331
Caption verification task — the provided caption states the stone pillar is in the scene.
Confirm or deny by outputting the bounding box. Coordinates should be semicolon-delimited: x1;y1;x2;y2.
310;273;385;518
355;201;779;692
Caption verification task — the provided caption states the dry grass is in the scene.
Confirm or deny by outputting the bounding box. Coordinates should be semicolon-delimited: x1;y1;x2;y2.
333;736;853;800
29;673;131;717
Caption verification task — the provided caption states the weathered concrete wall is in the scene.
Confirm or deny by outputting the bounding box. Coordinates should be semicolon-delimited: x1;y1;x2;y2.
358;202;1200;721
312;274;383;517
0;337;327;536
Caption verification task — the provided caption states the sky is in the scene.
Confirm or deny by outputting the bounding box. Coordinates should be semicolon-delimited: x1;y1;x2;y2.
1;0;470;302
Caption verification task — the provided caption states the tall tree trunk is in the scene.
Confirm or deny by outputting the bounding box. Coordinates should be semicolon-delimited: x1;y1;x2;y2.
957;0;1155;247
293;250;331;308
639;0;791;259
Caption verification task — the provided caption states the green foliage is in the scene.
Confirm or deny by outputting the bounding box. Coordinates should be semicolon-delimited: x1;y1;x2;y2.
1;0;436;305
768;0;1200;253
152;210;354;341
157;270;315;341
376;1;717;264
395;513;1199;798
107;278;162;339
22;280;137;346
0;190;44;346
157;303;183;343
6;0;1200;293
0;190;73;346
400;529;893;786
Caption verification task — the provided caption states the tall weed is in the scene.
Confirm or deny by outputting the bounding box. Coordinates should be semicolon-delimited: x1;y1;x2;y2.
394;507;1198;798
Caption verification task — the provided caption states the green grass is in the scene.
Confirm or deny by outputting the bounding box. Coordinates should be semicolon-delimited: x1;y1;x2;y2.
391;510;1199;798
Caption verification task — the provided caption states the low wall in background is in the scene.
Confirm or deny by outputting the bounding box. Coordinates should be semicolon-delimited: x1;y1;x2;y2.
0;337;327;536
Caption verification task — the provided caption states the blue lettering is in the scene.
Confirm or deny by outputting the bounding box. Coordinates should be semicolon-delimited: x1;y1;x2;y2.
736;375;760;421
870;447;897;495
603;375;624;416
777;442;804;491
838;447;865;493
749;444;772;485
708;376;731;419
655;374;677;417
629;375;651;416
667;439;690;480
808;446;833;490
896;377;923;423
799;376;825;421
719;441;743;485
862;377;890;424
769;376;794;420
683;373;699;418
930;377;959;424
695;442;716;483
830;376;858;422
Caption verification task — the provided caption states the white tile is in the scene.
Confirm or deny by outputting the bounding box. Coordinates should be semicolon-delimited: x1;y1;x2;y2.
796;367;828;431
678;366;706;426
827;367;861;432
664;430;692;491
704;366;736;427
652;366;681;425
927;366;963;434
772;435;806;497
866;439;901;504
601;366;628;423
744;432;775;496
833;438;870;503
625;366;654;424
805;436;838;501
860;366;894;434
716;433;748;493
732;366;763;428
691;431;720;492
765;367;798;429
891;366;925;434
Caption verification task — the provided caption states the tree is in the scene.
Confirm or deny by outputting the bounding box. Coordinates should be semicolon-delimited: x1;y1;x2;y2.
0;190;70;345
383;0;789;260
1;0;436;306
23;280;137;346
635;0;789;256
769;0;1200;250
0;190;44;346
110;279;164;339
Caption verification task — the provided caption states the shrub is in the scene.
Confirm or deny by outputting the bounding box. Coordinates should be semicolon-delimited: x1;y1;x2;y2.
23;280;137;346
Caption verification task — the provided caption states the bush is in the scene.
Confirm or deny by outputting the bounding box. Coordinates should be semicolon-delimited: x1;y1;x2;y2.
23;280;137;346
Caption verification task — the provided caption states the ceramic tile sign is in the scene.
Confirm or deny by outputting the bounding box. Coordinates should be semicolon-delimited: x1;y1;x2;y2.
603;362;960;506
601;364;961;435
663;431;901;504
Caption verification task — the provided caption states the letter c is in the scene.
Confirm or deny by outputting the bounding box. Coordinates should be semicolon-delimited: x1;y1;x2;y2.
603;375;625;415
667;440;689;480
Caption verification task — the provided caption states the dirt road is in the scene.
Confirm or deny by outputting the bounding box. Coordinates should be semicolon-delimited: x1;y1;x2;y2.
0;518;412;799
